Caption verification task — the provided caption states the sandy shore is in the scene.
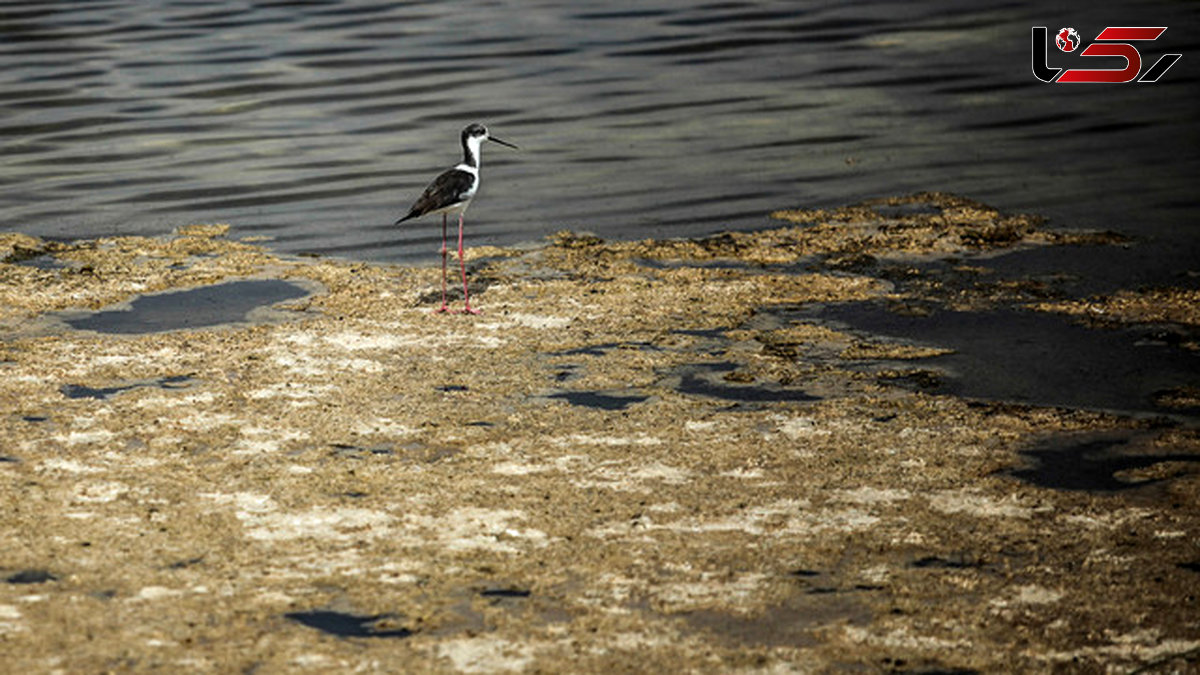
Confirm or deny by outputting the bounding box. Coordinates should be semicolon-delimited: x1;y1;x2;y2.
2;193;1197;673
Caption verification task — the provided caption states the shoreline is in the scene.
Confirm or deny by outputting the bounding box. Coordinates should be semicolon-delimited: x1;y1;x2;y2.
2;193;1198;672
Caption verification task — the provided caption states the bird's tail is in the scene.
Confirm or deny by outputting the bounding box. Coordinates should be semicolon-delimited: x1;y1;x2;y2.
394;212;415;225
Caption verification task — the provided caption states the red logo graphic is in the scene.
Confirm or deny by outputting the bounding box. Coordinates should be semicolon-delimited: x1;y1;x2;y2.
1056;27;1081;52
1032;26;1182;83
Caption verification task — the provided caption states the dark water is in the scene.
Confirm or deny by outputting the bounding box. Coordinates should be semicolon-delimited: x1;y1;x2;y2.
60;374;194;399
804;302;1200;420
285;610;413;639
1011;433;1200;491
64;279;309;333
674;361;820;404
547;390;648;410
1;1;1196;280
5;569;58;584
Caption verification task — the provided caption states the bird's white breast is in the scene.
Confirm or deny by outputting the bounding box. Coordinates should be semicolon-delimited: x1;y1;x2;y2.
453;164;479;199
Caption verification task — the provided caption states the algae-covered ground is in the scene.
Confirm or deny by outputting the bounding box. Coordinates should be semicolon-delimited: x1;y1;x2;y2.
1;193;1198;673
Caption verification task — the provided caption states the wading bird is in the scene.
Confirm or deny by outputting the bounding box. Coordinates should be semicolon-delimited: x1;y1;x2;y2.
394;123;517;314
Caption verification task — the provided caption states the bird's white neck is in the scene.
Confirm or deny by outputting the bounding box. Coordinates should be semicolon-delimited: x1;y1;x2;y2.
462;134;484;169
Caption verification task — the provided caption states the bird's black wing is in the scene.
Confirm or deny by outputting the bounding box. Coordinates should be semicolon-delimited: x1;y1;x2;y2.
395;169;475;223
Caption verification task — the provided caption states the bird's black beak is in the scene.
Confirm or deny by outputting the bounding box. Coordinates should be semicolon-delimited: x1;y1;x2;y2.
489;135;518;150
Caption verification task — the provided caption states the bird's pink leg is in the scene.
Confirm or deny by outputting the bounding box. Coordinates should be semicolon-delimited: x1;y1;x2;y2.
456;213;481;315
434;213;450;314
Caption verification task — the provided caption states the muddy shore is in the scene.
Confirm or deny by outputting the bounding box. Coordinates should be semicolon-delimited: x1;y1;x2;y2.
2;193;1198;673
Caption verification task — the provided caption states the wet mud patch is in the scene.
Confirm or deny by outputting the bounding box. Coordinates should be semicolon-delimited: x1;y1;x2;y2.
63;279;312;334
679;592;869;649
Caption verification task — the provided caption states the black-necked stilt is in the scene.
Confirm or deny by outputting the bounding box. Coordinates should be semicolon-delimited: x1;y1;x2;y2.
395;123;517;315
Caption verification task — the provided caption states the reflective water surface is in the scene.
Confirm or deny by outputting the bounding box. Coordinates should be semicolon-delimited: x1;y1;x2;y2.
1;0;1197;280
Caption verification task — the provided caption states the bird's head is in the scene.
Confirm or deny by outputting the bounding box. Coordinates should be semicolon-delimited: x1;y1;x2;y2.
463;123;517;150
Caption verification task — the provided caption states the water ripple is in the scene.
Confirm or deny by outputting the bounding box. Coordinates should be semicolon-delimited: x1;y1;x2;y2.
0;0;1195;273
